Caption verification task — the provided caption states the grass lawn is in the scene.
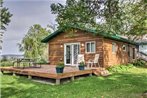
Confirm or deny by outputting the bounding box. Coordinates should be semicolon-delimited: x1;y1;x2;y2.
1;67;147;98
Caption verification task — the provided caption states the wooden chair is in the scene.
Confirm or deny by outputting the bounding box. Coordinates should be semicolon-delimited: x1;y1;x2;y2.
87;54;100;68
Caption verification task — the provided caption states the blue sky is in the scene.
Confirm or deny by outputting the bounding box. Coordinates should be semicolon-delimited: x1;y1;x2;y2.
2;0;65;55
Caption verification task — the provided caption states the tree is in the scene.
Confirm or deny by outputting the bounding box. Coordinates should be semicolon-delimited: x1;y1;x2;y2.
122;0;147;39
19;24;50;61
50;0;98;27
51;0;147;38
0;0;13;30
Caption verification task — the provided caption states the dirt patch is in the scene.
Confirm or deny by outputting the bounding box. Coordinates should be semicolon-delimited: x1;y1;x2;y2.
141;91;147;98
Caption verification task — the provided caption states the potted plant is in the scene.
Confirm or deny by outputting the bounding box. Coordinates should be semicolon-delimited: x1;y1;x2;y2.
56;62;65;73
78;61;85;70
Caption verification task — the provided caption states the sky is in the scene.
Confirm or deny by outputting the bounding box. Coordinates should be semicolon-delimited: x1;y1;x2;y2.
2;0;65;55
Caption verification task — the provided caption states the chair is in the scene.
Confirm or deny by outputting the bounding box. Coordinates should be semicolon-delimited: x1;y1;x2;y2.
77;54;85;64
87;54;100;68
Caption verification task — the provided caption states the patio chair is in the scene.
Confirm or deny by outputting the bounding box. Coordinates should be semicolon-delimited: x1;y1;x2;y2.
77;54;85;64
87;54;100;68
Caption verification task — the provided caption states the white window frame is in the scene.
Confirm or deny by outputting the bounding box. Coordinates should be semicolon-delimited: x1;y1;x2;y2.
112;42;117;53
122;44;127;52
85;41;96;53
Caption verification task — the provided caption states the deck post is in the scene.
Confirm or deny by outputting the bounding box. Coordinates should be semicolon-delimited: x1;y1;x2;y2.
71;76;74;81
13;72;16;76
28;75;32;79
89;73;92;76
56;79;60;85
1;71;4;74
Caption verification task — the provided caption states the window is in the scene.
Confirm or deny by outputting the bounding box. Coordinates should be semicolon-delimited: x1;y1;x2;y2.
122;45;127;51
112;42;117;53
132;48;135;59
86;41;96;53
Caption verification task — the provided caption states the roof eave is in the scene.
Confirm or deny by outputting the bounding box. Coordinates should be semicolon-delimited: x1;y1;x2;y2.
41;29;63;43
41;26;137;45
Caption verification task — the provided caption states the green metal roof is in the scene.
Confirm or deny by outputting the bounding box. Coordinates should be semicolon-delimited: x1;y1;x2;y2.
41;25;137;45
136;42;147;45
41;29;63;43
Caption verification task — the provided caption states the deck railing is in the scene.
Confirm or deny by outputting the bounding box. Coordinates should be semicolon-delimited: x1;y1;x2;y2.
137;52;147;61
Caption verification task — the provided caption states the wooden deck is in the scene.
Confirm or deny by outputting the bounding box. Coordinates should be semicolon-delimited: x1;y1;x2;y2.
0;65;95;85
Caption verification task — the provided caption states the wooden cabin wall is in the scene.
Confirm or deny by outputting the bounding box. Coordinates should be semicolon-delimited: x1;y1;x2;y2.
48;30;104;66
103;39;136;68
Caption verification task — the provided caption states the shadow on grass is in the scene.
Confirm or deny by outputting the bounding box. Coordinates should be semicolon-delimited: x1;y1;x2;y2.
135;65;147;68
59;72;147;98
1;75;52;98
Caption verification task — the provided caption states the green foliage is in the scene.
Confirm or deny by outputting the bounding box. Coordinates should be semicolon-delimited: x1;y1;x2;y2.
79;61;85;66
1;56;8;62
51;0;97;28
51;0;147;37
22;62;29;67
0;0;13;30
35;58;48;64
1;61;13;67
133;59;147;67
0;61;34;67
19;24;50;61
13;62;36;67
121;0;147;38
56;62;64;68
108;63;134;73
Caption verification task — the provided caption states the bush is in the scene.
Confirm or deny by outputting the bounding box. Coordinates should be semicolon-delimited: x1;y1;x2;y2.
1;61;13;67
108;63;134;73
35;58;48;64
133;59;147;67
56;62;64;68
79;61;85;66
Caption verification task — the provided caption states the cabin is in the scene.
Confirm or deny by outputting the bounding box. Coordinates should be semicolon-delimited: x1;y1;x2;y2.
42;26;137;68
136;41;147;61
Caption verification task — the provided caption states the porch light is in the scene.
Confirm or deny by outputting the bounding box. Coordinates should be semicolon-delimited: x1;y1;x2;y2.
60;45;63;47
81;43;84;47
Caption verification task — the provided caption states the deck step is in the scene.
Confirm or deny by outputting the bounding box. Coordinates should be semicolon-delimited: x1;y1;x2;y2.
93;68;110;77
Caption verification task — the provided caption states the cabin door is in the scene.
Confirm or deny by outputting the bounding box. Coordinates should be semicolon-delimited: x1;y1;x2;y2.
64;43;80;66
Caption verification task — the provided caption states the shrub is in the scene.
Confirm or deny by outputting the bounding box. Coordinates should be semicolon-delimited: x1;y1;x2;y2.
1;61;13;67
107;63;134;73
33;58;48;64
79;61;85;66
133;59;147;67
36;58;48;64
22;62;30;67
56;62;64;68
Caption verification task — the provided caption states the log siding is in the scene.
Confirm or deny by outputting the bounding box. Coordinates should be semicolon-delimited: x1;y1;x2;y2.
48;30;136;68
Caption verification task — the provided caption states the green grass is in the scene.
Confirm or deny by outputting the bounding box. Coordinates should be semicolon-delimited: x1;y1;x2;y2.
1;67;147;98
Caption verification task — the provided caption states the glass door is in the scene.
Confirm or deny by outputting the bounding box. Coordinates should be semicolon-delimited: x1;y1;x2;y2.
64;43;80;66
65;45;72;65
72;44;80;65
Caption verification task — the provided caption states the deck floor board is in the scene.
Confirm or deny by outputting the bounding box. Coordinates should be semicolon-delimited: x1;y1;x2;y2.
0;65;95;84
